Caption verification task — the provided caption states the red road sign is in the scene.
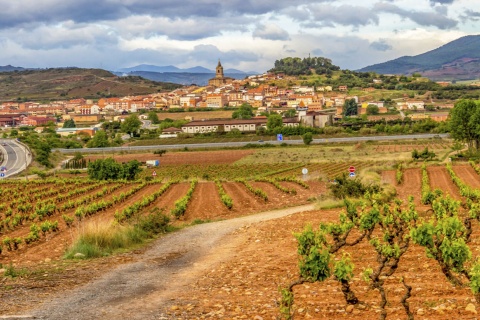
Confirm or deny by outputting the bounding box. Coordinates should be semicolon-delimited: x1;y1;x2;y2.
349;166;355;173
152;171;157;177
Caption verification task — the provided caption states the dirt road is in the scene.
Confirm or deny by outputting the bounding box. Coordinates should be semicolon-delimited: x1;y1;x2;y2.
26;204;315;320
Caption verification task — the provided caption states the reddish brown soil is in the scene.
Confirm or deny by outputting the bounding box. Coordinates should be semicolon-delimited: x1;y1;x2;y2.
145;182;191;214
427;165;462;200
0;183;159;266
397;168;423;205
3;165;477;318
221;182;265;213
168;209;477;319
182;182;231;221
85;149;254;165
453;165;480;188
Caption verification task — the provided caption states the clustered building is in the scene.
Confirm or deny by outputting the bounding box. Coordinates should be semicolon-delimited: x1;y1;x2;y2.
0;60;449;134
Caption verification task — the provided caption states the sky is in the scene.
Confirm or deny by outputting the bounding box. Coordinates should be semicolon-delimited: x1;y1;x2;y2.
0;0;479;73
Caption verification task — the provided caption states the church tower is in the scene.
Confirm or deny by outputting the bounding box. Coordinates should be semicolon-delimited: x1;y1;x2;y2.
216;60;224;79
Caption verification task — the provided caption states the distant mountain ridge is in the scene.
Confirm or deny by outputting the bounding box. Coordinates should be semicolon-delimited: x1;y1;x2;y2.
358;35;480;81
117;71;251;86
0;65;26;72
116;64;248;74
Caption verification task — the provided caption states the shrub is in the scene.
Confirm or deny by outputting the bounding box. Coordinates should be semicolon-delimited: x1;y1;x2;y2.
329;173;381;199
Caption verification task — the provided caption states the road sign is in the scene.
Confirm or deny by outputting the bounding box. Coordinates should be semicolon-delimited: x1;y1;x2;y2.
349;166;355;173
302;168;308;175
349;172;355;177
152;171;157;177
0;173;5;178
277;134;283;141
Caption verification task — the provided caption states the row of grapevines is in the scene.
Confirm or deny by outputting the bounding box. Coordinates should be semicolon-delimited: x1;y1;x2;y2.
115;180;177;222
274;176;310;189
396;163;403;185
1;220;59;255
254;177;297;195
421;163;436;205
235;179;268;201
215;180;233;209
469;160;480;175
446;163;480;200
171;180;198;218
74;183;150;221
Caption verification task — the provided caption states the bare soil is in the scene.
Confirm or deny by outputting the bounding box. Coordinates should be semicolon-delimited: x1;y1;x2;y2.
2;164;479;319
85;149;254;165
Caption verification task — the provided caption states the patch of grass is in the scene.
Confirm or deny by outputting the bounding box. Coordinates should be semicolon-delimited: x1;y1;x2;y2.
190;218;213;225
315;198;344;209
65;211;172;259
3;263;31;278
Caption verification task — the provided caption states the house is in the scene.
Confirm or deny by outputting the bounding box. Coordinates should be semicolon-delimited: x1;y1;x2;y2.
71;114;102;123
397;100;425;110
181;117;299;134
160;127;183;138
298;111;331;128
56;127;98;137
206;94;228;108
80;104;100;115
21;116;56;126
338;85;348;92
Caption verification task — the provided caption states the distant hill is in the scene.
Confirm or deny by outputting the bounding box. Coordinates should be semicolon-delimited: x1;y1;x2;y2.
0;68;182;102
120;71;251;86
359;35;480;81
117;64;249;75
0;65;26;72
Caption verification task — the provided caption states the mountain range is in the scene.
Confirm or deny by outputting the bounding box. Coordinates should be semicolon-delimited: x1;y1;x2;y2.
358;35;480;81
116;64;249;74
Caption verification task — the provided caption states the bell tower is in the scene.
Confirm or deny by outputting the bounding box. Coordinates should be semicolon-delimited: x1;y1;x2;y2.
216;59;224;79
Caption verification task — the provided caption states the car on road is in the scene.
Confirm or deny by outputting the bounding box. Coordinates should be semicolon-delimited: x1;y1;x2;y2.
258;140;264;143
1;143;6;146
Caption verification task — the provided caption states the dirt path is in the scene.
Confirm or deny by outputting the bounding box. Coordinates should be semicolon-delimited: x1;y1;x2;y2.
23;203;315;320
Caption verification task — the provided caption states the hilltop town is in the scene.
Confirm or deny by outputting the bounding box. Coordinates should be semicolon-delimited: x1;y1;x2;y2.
0;60;462;137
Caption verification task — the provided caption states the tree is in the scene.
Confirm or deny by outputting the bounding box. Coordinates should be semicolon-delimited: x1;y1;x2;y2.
87;158;142;180
121;114;142;136
86;131;110;148
232;103;254;119
63;119;76;128
343;99;358;117
267;114;283;131
449;99;480;151
302;132;313;145
366;104;379;115
283;109;296;118
147;111;160;124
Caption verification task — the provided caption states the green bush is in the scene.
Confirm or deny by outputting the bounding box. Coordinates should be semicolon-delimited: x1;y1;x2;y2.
329;173;381;199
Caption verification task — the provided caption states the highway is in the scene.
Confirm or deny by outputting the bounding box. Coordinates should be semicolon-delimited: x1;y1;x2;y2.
53;133;450;154
0;139;32;178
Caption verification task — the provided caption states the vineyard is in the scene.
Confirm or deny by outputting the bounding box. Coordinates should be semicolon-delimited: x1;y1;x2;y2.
0;168;324;265
165;162;480;319
8;142;480;319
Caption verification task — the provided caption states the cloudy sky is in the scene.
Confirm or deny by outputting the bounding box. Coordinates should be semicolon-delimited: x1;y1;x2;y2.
0;0;478;73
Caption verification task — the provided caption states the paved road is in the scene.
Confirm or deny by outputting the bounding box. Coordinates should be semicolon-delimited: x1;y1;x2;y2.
53;133;450;154
0;139;31;178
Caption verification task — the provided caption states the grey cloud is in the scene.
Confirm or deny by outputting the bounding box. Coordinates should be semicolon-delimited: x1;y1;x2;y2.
0;0;314;29
370;39;392;52
312;48;324;55
463;10;480;21
290;4;379;28
1;23;118;50
253;24;290;41
429;0;455;5
374;2;458;29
